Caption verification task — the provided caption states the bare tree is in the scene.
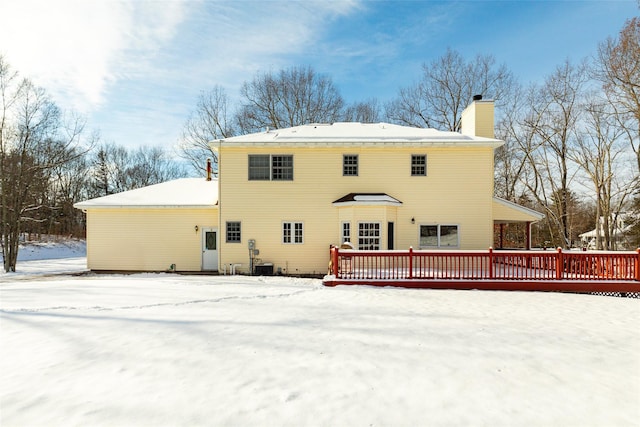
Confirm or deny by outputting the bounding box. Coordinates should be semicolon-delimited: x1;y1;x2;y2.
89;143;186;197
236;65;344;133
494;84;533;201
0;56;89;272
179;86;235;176
570;98;637;249
520;60;589;248
386;49;516;131
342;98;382;123
128;145;187;188
595;17;640;171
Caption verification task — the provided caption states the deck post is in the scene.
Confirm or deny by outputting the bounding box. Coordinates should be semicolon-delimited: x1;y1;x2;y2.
636;248;640;282
408;246;413;279
556;247;563;280
331;246;339;277
488;247;494;279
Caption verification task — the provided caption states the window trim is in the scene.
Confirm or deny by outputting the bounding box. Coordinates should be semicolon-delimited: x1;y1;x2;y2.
343;154;359;176
282;221;304;244
411;154;427;176
226;221;242;243
419;223;459;248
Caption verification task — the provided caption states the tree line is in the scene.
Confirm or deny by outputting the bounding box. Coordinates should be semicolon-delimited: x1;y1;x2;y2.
1;17;638;272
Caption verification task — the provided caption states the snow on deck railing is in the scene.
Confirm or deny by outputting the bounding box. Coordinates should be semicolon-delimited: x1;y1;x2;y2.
329;246;640;281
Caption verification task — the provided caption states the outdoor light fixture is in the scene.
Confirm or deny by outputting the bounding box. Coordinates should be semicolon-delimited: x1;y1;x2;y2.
194;225;199;233
411;217;415;224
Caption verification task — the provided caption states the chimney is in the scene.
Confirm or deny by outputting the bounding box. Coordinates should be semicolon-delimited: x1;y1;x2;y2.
206;158;212;181
460;95;494;139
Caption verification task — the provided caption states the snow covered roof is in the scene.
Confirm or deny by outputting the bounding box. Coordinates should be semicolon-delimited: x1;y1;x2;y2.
216;122;503;148
74;178;218;209
333;193;402;206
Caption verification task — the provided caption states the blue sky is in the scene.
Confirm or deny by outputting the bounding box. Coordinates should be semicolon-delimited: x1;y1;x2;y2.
1;0;637;151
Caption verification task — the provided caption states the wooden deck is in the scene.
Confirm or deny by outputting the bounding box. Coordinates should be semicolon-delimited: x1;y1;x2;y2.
324;246;640;295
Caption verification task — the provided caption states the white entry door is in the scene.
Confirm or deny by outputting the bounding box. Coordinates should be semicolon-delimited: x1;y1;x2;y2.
202;228;218;271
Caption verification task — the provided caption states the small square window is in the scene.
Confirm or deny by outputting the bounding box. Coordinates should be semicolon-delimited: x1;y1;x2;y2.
411;155;427;176
343;155;358;176
226;221;241;243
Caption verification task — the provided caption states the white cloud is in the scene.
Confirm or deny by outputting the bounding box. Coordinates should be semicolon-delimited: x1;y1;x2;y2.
0;0;191;111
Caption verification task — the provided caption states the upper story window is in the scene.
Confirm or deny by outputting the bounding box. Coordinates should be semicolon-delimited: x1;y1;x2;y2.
272;155;293;180
411;154;427;176
343;154;358;176
248;155;293;181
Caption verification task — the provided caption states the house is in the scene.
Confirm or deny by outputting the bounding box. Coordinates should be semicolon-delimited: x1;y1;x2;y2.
579;214;633;250
74;177;219;272
74;98;542;274
213;98;543;275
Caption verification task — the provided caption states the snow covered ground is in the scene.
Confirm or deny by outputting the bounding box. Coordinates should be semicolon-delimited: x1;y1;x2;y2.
1;242;639;426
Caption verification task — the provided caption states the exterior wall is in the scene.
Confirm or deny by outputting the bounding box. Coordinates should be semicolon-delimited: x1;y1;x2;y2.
218;145;495;275
85;207;218;271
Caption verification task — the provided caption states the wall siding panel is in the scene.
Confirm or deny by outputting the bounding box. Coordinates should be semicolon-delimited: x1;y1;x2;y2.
86;208;218;271
219;145;495;275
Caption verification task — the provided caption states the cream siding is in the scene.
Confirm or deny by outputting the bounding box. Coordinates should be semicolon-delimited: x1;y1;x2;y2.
85;207;218;271
219;145;496;274
461;100;495;139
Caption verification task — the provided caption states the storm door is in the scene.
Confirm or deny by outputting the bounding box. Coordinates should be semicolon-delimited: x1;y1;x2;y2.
202;228;218;271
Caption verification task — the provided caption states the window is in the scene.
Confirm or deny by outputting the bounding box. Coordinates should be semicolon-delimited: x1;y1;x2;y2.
272;155;293;181
283;222;303;244
342;222;351;244
420;224;459;248
248;155;270;180
248;154;293;181
411;154;427;176
343;154;358;176
205;231;217;250
226;221;241;243
358;222;380;250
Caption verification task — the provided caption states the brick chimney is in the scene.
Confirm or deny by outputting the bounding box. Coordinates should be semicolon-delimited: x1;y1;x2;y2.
460;95;494;139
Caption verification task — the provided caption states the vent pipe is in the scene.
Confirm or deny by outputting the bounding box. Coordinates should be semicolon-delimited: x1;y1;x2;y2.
473;94;483;101
206;158;212;181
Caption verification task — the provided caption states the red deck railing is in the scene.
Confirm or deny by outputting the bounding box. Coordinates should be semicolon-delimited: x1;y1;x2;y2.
328;246;640;282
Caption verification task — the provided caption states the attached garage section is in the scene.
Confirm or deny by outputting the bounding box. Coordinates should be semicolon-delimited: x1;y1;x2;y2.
75;178;219;272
